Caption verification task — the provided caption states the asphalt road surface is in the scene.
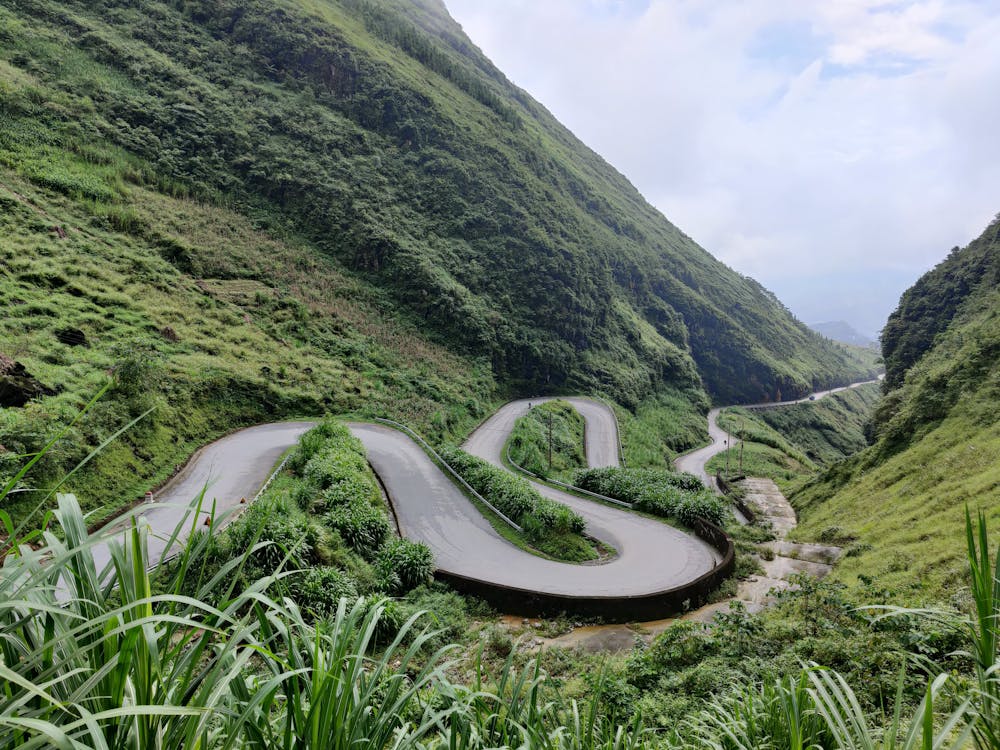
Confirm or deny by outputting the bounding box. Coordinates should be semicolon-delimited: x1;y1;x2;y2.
351;416;718;597
90;421;315;573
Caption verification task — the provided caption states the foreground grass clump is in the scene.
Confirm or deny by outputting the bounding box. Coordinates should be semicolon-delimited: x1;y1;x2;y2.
575;467;726;526
0;490;652;748
3;485;999;747
507;399;586;481
438;447;599;562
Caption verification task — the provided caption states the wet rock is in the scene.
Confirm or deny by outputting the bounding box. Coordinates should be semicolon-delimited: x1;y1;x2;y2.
0;353;56;407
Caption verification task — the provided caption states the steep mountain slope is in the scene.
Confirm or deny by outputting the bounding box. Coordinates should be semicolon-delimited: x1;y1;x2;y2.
0;169;495;522
792;215;1000;599
0;0;870;409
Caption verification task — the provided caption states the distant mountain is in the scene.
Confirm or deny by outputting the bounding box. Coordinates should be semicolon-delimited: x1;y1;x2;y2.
809;321;876;349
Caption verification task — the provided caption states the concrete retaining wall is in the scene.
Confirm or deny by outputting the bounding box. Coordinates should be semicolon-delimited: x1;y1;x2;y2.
434;517;735;622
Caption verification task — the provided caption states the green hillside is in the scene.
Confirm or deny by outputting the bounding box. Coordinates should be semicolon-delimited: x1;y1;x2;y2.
792;215;1000;599
0;0;870;408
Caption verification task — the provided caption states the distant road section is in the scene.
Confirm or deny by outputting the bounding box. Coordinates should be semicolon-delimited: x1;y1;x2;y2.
674;377;883;491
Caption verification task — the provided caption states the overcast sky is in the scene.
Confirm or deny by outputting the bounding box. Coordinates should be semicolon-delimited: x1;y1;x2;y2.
444;0;1000;338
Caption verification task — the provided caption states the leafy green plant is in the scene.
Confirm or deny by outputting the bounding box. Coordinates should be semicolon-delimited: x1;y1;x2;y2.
575;467;725;526
377;537;434;593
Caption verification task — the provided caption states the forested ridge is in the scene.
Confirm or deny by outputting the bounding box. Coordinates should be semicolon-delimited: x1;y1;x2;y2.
792;215;1000;596
0;0;871;407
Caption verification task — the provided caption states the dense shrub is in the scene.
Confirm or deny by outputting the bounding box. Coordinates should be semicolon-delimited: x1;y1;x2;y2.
377;538;434;593
326;499;390;557
575;467;726;526
295;567;360;618
439;447;585;540
225;496;319;576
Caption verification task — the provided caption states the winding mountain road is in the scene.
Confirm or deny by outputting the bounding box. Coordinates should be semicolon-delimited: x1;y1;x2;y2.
674;377;883;491
351;397;719;599
96;398;724;616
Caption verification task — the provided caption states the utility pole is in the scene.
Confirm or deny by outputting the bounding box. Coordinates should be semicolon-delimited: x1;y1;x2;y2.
547;411;553;469
725;432;730;476
739;420;745;476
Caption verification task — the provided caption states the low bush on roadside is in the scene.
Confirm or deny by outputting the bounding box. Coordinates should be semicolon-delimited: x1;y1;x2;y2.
575;467;726;526
377;538;434;593
295;567;360;618
439;447;585;538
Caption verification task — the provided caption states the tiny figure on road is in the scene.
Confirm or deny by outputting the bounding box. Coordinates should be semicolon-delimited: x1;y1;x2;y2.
144;491;154;504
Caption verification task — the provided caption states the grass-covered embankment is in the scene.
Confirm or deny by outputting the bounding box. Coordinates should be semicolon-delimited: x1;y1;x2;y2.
754;383;881;464
0;164;496;526
790;217;999;603
439;447;601;562
506;400;586;481
615;387;710;468
574;467;727;526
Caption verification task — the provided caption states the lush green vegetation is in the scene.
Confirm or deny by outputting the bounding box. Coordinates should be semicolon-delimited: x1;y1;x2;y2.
791;216;1000;602
706;385;881;489
881;214;1000;389
0;165;496;526
0;0;872;417
506;400;586;481
574;467;726;526
438;446;598;562
4;470;1000;747
616;386;710;468
753;384;881;464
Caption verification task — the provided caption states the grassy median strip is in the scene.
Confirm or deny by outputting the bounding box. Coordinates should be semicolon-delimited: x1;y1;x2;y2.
574;467;727;527
506;400;587;482
439;447;604;563
168;419;434;618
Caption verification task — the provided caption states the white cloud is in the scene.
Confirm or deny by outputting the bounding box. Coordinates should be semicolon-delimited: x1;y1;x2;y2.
444;0;1000;335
